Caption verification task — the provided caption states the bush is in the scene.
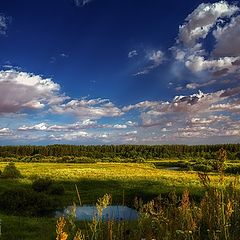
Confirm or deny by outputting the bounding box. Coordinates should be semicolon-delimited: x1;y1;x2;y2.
48;183;65;195
192;163;213;172
0;188;56;216
32;177;53;192
32;178;65;195
1;162;22;178
225;165;240;174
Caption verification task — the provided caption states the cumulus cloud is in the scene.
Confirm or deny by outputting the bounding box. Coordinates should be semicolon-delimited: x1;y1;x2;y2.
185;55;238;73
0;69;125;121
178;1;238;47
124;90;224;117
18;120;97;132
213;15;240;57
47;129;138;143
0;127;12;136
51;98;123;119
53;131;90;141
18;119;134;133
188;115;230;126
210;102;240;113
0;70;68;114
122;87;240;141
175;126;219;138
18;123;48;131
172;1;240;80
175;118;240;139
123;100;159;112
126;121;136;127
113;124;127;129
2;85;239;144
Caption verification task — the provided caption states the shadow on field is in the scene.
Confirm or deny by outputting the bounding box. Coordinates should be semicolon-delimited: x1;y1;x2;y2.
60;178;205;207
0;179;30;192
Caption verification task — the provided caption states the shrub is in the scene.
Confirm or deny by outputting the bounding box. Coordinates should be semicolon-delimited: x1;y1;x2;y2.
48;183;65;195
225;165;240;174
135;158;146;163
192;163;213;172
32;177;53;192
1;162;22;178
0;188;56;216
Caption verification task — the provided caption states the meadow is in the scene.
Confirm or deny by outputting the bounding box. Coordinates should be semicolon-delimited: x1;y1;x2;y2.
0;159;240;239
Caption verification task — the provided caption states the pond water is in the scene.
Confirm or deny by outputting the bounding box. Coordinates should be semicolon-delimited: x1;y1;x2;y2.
56;205;138;221
165;166;181;170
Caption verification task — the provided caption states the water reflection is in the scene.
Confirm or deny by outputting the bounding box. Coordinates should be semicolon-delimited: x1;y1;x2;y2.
56;205;138;221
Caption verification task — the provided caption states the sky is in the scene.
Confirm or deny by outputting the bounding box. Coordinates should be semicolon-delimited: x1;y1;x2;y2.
0;0;239;145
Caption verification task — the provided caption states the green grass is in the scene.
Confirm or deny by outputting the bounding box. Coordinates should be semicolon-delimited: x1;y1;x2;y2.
0;161;239;239
0;214;56;240
0;162;237;204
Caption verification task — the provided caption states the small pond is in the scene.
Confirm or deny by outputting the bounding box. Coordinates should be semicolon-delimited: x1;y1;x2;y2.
56;205;138;221
165;166;181;170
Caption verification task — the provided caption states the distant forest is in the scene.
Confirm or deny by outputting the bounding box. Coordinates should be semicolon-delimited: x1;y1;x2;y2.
0;144;239;160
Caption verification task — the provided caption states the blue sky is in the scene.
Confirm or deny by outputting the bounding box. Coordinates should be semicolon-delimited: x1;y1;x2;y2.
0;0;239;145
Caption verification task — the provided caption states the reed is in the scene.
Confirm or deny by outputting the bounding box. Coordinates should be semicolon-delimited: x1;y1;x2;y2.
56;172;240;239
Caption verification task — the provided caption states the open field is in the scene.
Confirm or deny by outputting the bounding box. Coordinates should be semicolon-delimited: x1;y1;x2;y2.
0;161;239;239
0;162;238;203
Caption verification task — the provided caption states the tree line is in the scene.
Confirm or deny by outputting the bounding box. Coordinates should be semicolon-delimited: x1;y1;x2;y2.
0;144;239;160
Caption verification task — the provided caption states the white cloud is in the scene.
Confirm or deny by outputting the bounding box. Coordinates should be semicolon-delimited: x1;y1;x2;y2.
61;131;90;140
125;90;222;116
51;98;123;119
172;1;240;78
126;121;136;127
148;50;164;65
134;50;165;76
113;124;127;129
185;55;238;73
133;69;150;76
18;120;133;133
166;122;172;127
47;129;138;143
120;85;240;142
178;1;238;46
175;127;218;138
210;102;240;113
128;50;138;58
175;118;240;138
50;131;90;141
18;123;48;131
2;85;239;143
0;70;68;114
18;120;97;132
189;115;230;125
0;69;123;121
224;129;240;136
186;80;216;89
213;15;240;57
0;127;12;136
123;100;159;112
124;88;239;130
